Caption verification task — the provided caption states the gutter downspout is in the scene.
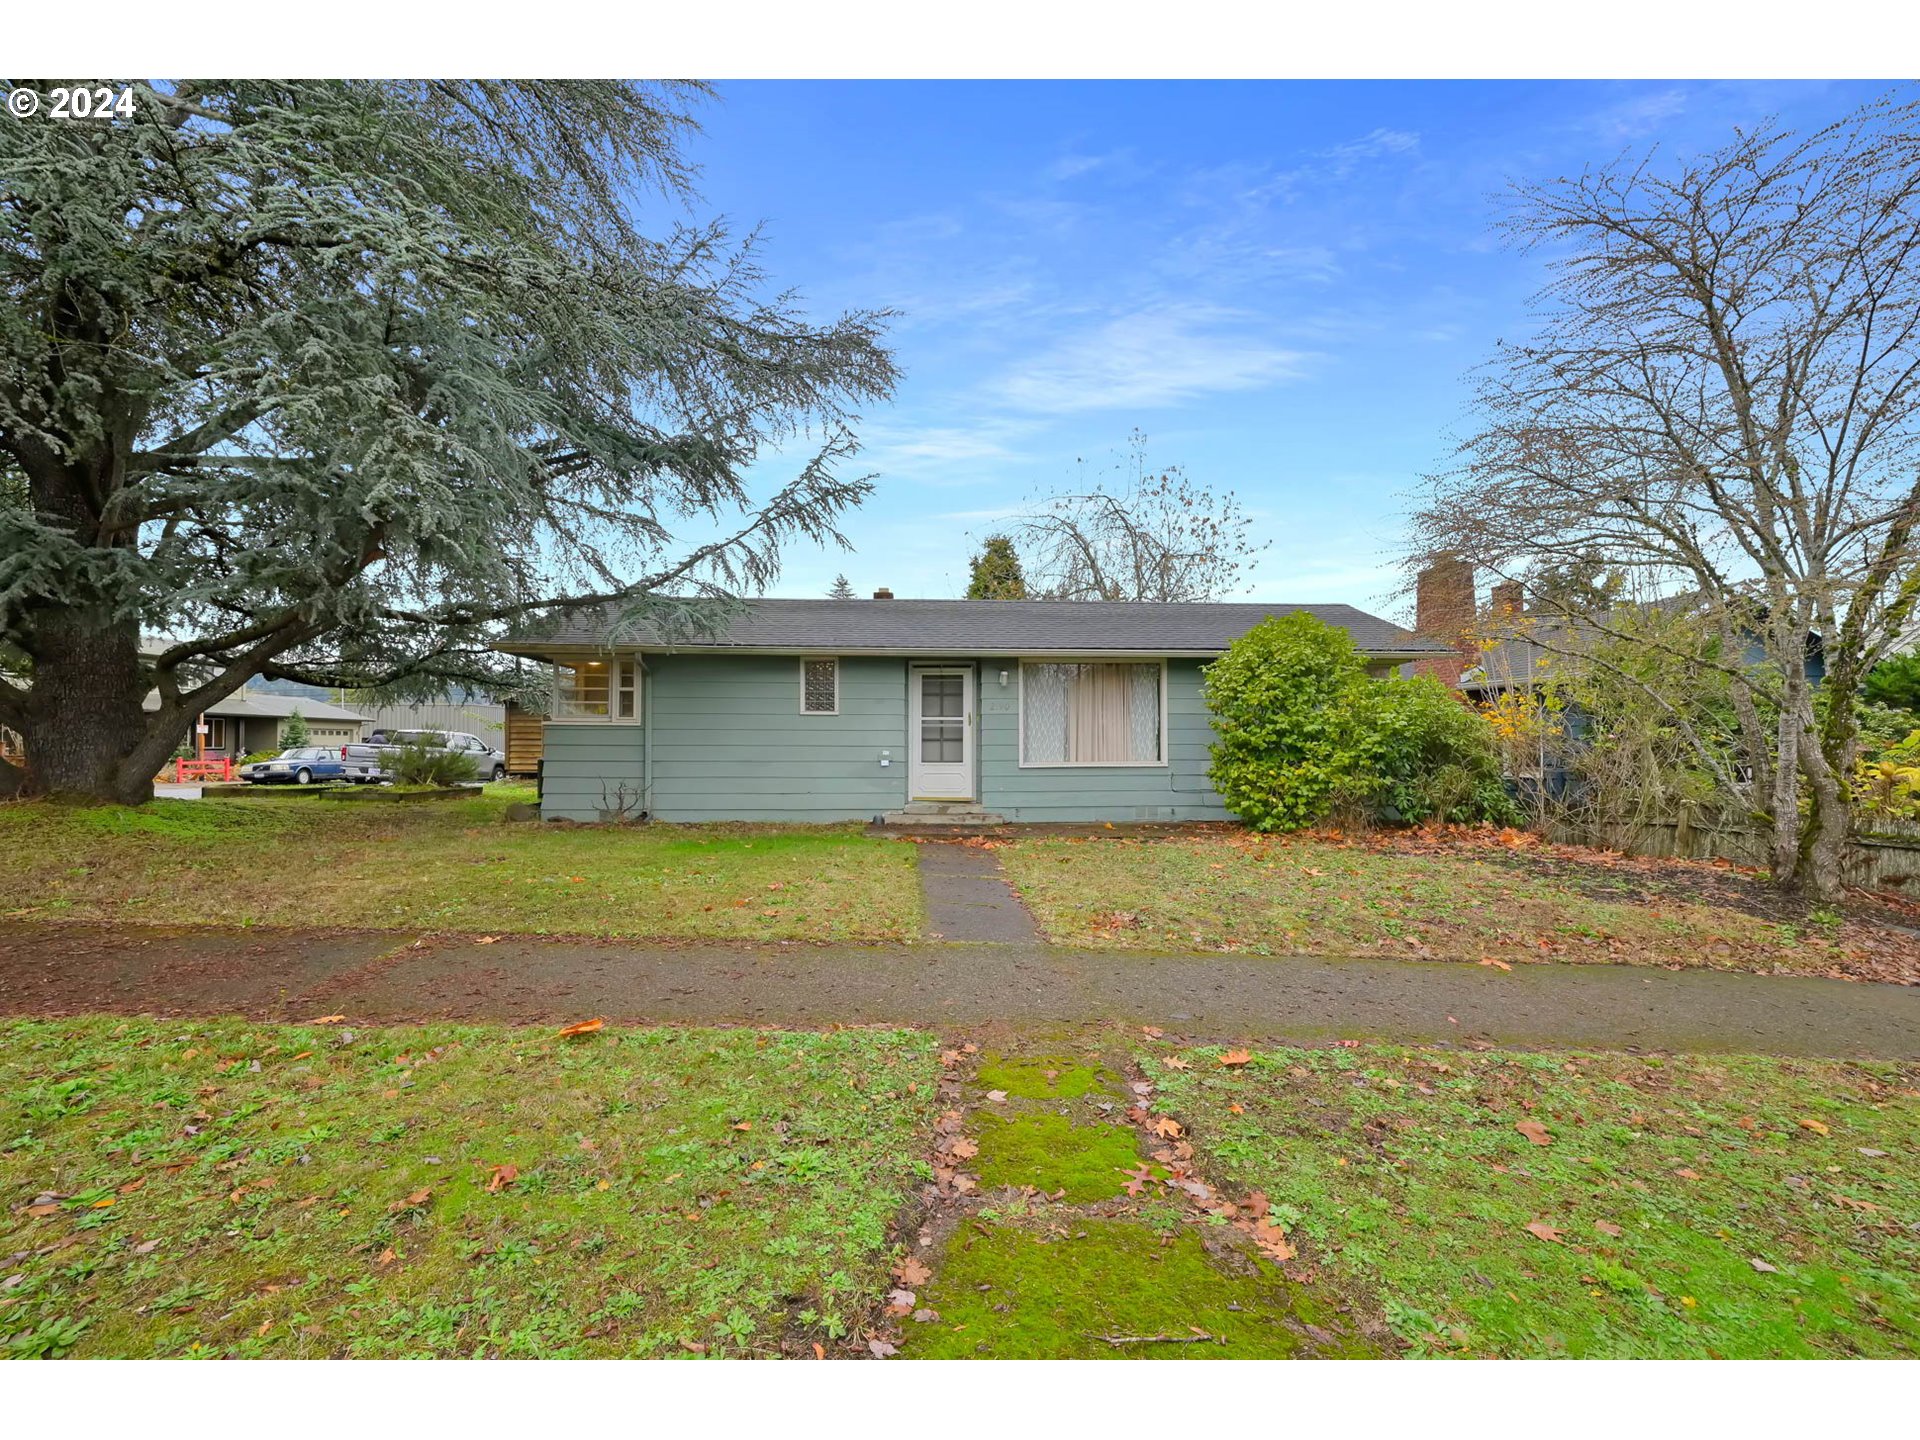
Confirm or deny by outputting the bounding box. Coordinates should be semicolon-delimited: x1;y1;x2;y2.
641;656;653;821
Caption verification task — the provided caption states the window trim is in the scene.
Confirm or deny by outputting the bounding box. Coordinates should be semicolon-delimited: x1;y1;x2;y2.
1016;657;1170;769
550;656;642;724
799;655;840;716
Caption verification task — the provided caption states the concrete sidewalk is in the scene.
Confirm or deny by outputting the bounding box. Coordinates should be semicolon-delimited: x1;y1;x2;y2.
2;922;1917;1057
915;843;1040;943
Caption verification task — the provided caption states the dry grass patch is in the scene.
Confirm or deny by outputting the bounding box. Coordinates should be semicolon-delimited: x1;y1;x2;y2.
999;829;1919;980
0;788;922;943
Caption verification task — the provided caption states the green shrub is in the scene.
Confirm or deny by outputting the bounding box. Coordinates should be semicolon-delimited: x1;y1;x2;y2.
389;739;478;787
1202;612;1362;830
280;708;310;748
1204;612;1516;831
1352;674;1517;826
1864;650;1920;712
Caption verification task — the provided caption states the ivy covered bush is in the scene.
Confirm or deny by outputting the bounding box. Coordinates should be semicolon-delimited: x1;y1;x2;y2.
1204;612;1516;831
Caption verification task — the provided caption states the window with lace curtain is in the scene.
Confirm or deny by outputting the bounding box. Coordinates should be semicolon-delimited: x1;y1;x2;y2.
1019;661;1165;766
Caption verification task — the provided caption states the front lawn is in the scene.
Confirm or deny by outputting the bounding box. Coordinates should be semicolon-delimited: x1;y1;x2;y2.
999;830;1919;981
0;1016;939;1358
1150;1040;1920;1358
0;788;923;942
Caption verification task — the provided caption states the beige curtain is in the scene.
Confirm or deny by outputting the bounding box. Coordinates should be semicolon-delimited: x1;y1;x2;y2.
1024;663;1160;763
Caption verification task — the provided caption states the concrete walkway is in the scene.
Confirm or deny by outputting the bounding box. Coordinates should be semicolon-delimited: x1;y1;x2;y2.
915;843;1040;943
2;922;1917;1058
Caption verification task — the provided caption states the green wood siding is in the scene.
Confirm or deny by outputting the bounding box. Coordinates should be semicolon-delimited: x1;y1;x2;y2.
977;658;1229;822
539;723;647;820
650;654;907;822
540;653;1230;824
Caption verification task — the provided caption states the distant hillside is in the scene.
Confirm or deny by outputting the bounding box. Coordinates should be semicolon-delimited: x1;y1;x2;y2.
244;678;334;701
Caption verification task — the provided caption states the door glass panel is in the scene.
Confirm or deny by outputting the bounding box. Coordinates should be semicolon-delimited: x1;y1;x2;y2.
919;674;965;763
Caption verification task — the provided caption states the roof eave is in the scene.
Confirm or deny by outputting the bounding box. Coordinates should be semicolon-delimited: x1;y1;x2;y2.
495;641;1448;662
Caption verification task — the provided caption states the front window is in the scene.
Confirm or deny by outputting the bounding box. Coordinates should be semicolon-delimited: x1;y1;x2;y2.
1020;662;1164;766
553;658;639;722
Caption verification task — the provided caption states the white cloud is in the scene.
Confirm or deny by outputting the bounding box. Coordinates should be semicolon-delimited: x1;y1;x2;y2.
931;504;1027;523
991;303;1312;414
1320;128;1422;174
1049;152;1112;182
863;425;1021;465
1586;88;1688;139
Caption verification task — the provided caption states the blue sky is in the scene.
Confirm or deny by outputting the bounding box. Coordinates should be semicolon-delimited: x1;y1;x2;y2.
685;80;1883;620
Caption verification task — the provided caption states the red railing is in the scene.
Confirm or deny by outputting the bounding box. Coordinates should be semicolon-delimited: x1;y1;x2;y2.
166;757;235;783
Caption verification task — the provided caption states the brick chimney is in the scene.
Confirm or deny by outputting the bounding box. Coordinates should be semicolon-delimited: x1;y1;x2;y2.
1489;580;1524;617
872;587;894;600
1413;556;1476;688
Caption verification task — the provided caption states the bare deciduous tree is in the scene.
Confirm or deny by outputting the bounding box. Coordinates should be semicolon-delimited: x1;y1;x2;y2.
1015;431;1267;602
1410;92;1920;903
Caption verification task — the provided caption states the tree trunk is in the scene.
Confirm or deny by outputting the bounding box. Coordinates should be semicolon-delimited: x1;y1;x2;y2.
1796;754;1849;905
1768;690;1803;886
18;606;161;804
1794;640;1863;906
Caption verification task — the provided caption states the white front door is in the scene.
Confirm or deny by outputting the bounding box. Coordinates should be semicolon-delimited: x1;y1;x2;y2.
909;666;974;801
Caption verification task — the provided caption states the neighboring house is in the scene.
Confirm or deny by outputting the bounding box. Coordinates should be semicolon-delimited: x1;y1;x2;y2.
142;690;370;758
1457;605;1826;700
496;596;1446;824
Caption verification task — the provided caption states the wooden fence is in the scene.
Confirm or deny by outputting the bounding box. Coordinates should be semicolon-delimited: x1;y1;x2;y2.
160;757;236;784
1547;810;1920;895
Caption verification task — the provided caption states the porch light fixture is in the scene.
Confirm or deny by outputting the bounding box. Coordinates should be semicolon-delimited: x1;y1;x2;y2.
998;669;1009;687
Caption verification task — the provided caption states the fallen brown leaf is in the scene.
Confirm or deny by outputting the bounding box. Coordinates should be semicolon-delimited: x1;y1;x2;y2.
1516;1120;1553;1146
1218;1049;1252;1068
1525;1220;1565;1244
556;1018;604;1038
485;1163;519;1193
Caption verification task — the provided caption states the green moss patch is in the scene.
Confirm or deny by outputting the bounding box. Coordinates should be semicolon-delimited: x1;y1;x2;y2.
973;1055;1114;1100
972;1111;1143;1202
905;1220;1372;1358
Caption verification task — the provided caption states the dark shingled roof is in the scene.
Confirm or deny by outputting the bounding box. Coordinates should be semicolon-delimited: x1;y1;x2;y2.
500;598;1446;659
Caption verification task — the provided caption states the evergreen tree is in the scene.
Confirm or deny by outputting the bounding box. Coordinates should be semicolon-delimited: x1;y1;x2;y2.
828;574;856;600
0;81;895;801
280;708;311;749
965;535;1028;599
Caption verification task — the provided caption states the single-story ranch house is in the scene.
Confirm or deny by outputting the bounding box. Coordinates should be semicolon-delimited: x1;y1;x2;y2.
499;596;1447;824
143;689;370;759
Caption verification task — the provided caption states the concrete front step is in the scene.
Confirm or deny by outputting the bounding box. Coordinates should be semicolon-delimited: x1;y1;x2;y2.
880;805;1008;826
